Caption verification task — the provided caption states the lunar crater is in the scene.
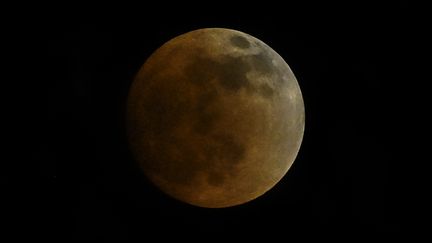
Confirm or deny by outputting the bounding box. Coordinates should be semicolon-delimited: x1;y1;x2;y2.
230;35;251;49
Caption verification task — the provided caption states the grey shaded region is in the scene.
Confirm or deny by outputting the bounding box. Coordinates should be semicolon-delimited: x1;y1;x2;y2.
185;50;284;96
230;35;251;49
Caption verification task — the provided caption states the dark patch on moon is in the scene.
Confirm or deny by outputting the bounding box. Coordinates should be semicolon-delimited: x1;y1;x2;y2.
186;56;218;86
184;51;281;97
249;52;275;76
185;55;250;92
230;35;250;49
204;133;245;186
258;83;275;98
146;132;246;188
194;90;220;135
137;79;246;187
217;55;252;92
211;133;246;163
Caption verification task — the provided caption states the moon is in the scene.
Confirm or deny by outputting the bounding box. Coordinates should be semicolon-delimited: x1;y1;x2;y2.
127;28;304;208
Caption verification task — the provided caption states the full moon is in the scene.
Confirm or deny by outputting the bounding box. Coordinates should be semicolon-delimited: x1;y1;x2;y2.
127;28;304;208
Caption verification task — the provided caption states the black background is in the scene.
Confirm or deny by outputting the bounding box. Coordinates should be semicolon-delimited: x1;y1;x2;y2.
9;2;406;241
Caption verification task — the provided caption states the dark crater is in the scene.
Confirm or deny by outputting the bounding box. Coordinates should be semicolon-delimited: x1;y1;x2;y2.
230;35;251;49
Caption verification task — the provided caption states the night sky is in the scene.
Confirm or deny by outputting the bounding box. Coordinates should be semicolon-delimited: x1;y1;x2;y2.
9;3;406;240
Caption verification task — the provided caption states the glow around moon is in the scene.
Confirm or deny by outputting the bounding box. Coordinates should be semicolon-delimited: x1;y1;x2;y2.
127;28;304;208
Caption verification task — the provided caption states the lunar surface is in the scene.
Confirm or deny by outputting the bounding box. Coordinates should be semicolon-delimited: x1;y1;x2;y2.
127;28;304;208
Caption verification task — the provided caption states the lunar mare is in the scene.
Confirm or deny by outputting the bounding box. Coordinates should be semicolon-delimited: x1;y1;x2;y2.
127;28;304;208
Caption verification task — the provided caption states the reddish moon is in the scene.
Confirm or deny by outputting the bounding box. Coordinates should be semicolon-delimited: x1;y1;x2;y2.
127;28;304;208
